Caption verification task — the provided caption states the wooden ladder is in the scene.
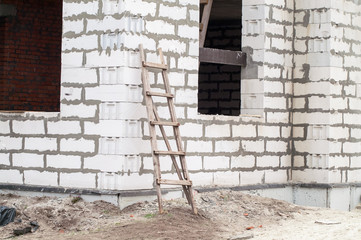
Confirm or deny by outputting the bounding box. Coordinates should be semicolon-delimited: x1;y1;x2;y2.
139;44;197;215
200;0;213;48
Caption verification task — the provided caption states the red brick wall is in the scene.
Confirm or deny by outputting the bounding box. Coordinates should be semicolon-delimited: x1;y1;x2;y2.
0;0;62;112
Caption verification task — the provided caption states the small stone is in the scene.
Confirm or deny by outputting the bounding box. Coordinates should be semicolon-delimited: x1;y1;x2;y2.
228;233;254;240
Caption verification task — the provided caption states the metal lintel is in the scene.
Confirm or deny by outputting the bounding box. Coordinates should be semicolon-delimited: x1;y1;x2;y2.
199;47;247;66
0;4;17;17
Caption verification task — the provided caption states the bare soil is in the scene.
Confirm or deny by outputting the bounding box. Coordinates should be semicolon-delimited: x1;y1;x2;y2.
0;190;360;239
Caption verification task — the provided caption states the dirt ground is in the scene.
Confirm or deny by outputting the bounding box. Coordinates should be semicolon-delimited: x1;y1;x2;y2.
1;190;361;240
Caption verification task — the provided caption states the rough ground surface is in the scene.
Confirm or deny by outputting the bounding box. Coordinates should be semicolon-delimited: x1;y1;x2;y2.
0;190;360;239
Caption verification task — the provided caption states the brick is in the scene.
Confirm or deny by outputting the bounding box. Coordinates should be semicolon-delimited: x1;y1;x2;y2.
205;124;230;138
329;127;349;140
63;1;98;17
60;138;95;153
329;156;349;168
215;141;240;153
62;52;83;68
178;25;198;40
0;121;10;134
0;137;22;150
344;142;361;154
125;0;156;16
204;156;229;170
24;170;57;186
60;172;96;189
346;169;361;183
232;125;257;138
159;39;186;54
257;156;279;168
47;121;81;135
24;137;57;152
61;87;82;101
0;170;23;184
214;171;239;186
267;112;289;124
186;141;213;153
294;140;329;154
178;57;198;71
13;153;43;168
292;169;329;183
13;120;44;135
231;155;255;169
47;155;81;169
62;35;98;51
63;19;84;34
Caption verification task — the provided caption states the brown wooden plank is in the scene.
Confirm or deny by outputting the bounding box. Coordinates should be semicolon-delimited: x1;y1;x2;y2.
154;150;185;156
146;91;174;98
150;121;180;127
199;0;213;47
200;0;208;4
157;179;192;186
199;47;247;66
143;61;168;70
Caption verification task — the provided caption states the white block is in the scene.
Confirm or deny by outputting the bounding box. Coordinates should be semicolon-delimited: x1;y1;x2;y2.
257;156;279;168
293;112;330;125
242;140;264;153
205;124;230;138
146;20;174;35
85;155;141;173
231;155;255;169
62;35;98;51
204;156;229;170
62;52;83;68
60;138;95;153
61;103;97;119
0;136;22;150
63;19;84;34
0;170;23;184
86;84;142;102
307;125;329;140
0;121;10;134
265;170;288;183
232;125;257;138
13;153;43;168
61;68;97;84
100;102;146;120
215;141;240;153
99;67;141;85
60;172;96;189
175;88;197;104
13;120;44;135
159;39;186;55
240;171;264;185
61;87;82;101
0;153;9;165
63;1;98;17
86;50;140;68
258;125;280;138
343;142;361;154
98;173;153;190
159;5;186;20
24;170;57;186
214;171;240;186
306;154;329;168
186;140;212;153
99;137;150;155
186;156;202;171
181;123;203;138
47;155;81;169
24;137;57;152
85;120;141;137
189;172;213;186
178;25;198;39
177;57;198;71
294;140;329;154
47;121;81;135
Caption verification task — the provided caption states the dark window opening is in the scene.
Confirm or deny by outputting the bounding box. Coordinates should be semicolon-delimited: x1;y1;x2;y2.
198;0;242;116
0;0;62;112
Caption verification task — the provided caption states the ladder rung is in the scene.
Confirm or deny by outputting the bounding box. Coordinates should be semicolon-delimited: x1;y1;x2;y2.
146;91;174;98
150;121;180;127
143;61;168;70
154;151;185;156
200;0;208;4
157;179;192;186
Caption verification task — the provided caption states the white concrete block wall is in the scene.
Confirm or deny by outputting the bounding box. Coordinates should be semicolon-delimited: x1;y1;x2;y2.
1;0;360;194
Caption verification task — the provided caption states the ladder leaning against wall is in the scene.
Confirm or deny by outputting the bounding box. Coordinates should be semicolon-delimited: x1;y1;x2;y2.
139;44;197;215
